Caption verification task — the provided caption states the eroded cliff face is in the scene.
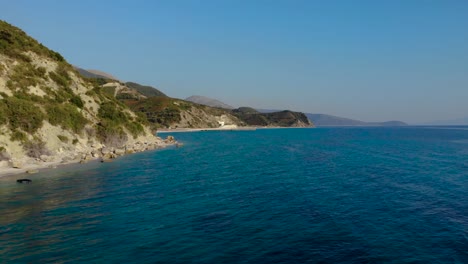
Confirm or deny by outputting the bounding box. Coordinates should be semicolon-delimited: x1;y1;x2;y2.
0;21;169;170
172;105;244;129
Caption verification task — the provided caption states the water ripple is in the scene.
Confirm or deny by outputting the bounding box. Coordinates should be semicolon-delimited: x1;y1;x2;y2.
1;127;468;263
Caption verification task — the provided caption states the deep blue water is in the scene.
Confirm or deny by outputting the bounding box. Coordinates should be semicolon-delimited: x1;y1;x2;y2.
1;127;468;263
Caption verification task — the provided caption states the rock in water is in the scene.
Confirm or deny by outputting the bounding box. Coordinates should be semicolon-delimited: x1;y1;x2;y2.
16;179;32;183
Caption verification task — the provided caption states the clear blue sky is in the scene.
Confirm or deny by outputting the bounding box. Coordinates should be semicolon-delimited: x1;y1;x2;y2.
2;0;468;123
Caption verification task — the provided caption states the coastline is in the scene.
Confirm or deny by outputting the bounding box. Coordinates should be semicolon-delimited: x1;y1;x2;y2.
1;127;312;179
0;140;176;179
156;126;313;134
156;126;258;133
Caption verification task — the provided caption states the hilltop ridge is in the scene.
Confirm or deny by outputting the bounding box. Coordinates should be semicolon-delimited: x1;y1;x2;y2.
185;95;234;109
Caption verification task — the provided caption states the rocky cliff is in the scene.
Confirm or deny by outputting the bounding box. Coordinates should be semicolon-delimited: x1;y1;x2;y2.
0;20;171;172
120;96;244;129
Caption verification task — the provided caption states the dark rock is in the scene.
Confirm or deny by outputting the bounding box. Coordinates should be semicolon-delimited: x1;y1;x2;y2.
17;179;32;183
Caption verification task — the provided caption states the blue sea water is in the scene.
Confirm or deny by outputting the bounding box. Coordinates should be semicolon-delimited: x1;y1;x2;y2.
1;127;467;263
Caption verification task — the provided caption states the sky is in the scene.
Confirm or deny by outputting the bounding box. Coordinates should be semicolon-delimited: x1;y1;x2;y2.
2;0;468;123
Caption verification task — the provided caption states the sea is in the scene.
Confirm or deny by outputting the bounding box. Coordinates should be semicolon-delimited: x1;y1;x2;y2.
1;127;467;263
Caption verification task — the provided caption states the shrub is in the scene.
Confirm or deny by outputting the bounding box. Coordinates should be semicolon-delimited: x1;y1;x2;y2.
3;96;44;134
48;71;68;88
69;95;84;108
11;130;27;142
126;121;144;138
57;135;69;143
96;121;128;147
0;100;6;125
23;139;50;158
50;50;64;62
98;101;128;123
8;62;45;90
46;104;88;133
98;101;145;139
0;146;10;161
102;86;116;97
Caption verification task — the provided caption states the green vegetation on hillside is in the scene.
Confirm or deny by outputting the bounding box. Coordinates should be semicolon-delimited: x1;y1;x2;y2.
123;97;186;129
125;82;166;97
0;20;64;62
0;20;150;151
6;62;46;90
1;96;45;134
232;109;311;127
46;104;88;133
233;107;260;114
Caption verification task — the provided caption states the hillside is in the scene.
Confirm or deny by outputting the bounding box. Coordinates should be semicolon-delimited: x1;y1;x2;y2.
233;108;312;127
125;82;167;97
114;90;312;129
120;96;243;129
185;95;234;109
0;20;170;171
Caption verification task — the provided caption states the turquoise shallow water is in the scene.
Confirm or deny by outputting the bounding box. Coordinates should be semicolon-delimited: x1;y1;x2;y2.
1;127;468;263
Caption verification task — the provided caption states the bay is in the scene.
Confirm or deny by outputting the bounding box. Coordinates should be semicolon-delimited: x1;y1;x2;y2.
1;127;467;263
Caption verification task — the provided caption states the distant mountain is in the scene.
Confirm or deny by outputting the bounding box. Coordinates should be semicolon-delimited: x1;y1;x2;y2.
306;114;367;126
185;95;234;109
306;114;407;127
423;117;468;126
87;69;118;80
125;82;167;97
73;67;118;80
259;110;406;126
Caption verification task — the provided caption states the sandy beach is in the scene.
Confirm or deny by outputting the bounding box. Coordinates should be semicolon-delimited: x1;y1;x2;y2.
156;126;258;133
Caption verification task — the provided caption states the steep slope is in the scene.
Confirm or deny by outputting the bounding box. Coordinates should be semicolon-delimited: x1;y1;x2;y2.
185;95;234;109
125;82;167;97
74;69;166;98
0;20;168;170
122;97;243;129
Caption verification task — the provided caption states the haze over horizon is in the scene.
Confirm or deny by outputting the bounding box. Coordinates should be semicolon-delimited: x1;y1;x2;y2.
2;0;467;123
